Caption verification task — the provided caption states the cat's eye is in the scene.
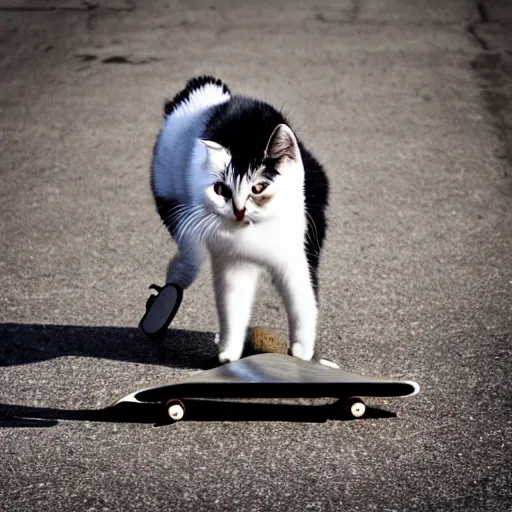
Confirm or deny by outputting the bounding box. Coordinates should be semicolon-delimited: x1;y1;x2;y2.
213;182;232;199
251;183;268;195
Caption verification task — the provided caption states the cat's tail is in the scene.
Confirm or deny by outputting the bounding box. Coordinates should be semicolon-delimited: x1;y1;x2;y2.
164;75;231;118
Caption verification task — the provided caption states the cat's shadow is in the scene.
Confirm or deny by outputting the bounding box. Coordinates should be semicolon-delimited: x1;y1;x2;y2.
0;322;218;369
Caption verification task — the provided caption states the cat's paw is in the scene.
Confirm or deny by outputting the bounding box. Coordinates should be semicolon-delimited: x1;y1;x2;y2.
218;346;243;364
290;343;314;361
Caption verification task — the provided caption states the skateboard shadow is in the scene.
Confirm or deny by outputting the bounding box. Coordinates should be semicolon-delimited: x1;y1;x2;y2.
0;400;396;428
0;322;218;369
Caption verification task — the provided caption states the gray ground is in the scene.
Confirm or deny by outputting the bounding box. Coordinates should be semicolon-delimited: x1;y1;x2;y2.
1;0;511;510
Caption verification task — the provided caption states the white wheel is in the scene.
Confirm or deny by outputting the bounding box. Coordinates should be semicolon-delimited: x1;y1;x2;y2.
166;400;185;421
347;397;366;419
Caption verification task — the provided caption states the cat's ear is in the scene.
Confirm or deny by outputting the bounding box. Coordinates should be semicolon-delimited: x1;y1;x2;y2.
200;139;226;151
200;139;230;171
264;124;300;163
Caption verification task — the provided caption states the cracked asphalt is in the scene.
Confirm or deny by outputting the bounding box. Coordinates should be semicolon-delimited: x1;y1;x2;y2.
1;1;511;511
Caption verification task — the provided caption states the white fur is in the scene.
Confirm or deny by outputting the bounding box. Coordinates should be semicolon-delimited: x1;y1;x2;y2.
152;83;230;201
153;84;317;363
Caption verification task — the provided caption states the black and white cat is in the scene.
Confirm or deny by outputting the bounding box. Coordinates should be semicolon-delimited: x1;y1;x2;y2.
150;76;329;363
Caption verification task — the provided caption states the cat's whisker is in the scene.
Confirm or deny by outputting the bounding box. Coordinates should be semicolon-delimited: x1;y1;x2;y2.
196;213;216;239
162;208;191;229
196;221;212;242
168;204;203;225
164;204;203;226
303;235;318;255
181;210;214;242
304;248;320;260
165;203;202;219
166;210;198;232
304;210;321;256
160;203;189;220
186;214;210;242
305;210;320;248
206;215;222;240
173;210;201;241
206;216;222;241
176;213;205;242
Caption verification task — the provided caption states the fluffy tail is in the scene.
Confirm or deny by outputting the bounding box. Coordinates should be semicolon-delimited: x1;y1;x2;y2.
164;75;231;118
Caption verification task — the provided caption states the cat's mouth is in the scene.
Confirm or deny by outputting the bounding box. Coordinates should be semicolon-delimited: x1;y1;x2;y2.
234;218;251;227
220;216;251;228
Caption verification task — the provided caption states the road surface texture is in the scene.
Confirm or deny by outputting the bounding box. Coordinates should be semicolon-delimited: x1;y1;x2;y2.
1;0;511;510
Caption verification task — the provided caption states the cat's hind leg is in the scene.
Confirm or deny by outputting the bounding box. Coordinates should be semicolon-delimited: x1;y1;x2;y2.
212;259;261;363
140;237;204;337
166;237;206;289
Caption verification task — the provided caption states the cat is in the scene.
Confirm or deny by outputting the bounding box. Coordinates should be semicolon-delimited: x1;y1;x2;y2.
150;76;329;363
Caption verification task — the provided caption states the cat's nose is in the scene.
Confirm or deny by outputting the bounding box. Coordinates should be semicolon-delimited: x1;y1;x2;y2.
233;206;246;222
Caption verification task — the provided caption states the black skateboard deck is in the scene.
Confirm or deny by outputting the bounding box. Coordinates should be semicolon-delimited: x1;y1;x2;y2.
116;353;419;421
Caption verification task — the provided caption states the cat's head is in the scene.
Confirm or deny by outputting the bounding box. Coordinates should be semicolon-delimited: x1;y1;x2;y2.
201;124;304;226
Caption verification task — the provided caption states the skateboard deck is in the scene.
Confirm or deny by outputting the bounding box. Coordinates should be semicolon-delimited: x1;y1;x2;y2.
116;353;419;421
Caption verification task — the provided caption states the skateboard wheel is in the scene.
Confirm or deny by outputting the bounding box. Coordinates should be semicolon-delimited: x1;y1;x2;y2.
347;397;366;419
166;399;185;421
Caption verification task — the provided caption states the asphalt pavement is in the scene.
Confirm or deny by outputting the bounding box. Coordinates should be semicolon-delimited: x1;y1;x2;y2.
1;1;511;511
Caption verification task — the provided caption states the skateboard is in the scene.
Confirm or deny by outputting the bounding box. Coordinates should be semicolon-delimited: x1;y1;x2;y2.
116;353;419;422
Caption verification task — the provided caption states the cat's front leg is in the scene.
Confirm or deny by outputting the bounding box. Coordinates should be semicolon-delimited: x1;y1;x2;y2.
272;256;317;360
212;258;261;363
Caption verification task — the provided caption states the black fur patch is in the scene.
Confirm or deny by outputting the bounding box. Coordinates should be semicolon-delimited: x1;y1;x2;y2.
202;94;329;295
202;96;287;178
154;196;180;238
164;75;231;117
300;144;329;295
